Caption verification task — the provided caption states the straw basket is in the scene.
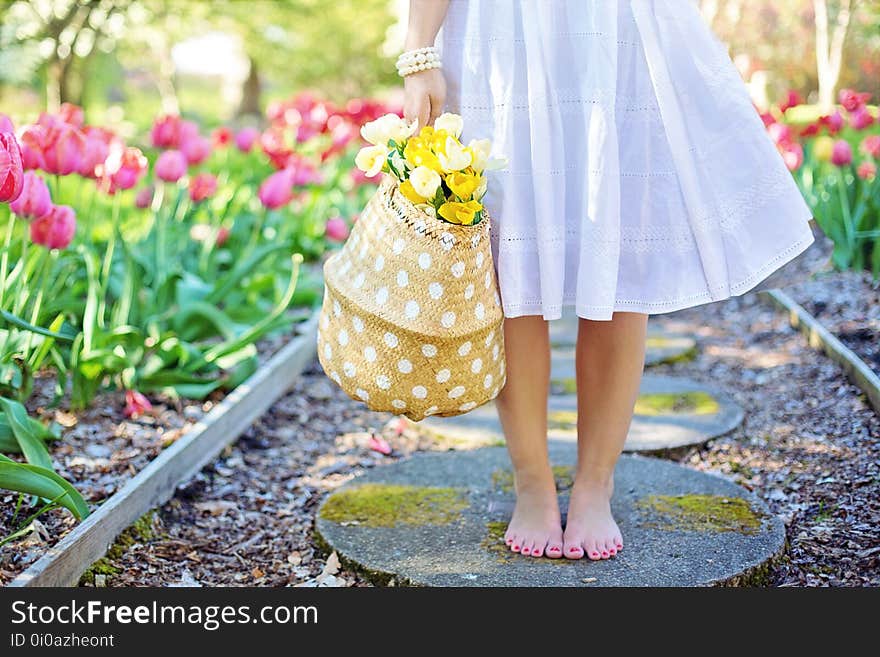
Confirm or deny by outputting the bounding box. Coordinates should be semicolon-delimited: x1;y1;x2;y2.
317;177;506;421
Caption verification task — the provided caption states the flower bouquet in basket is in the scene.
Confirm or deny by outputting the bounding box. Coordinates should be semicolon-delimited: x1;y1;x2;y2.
317;112;507;421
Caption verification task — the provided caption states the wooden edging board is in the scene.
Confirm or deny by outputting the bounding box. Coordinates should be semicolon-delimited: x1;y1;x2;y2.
8;313;319;587
761;288;880;415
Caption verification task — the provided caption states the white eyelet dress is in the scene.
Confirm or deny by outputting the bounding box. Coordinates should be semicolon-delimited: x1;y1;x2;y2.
440;0;815;321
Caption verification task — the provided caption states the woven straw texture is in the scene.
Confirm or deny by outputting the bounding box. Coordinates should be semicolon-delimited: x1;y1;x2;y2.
318;177;506;421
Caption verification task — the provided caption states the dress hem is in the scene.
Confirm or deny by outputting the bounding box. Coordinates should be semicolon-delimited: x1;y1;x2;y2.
500;220;816;322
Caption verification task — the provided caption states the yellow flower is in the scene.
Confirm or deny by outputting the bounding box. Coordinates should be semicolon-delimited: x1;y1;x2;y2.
445;169;481;200
429;129;452;154
438;199;482;225
438;136;472;172
399;179;427;204
813;136;834;162
355;144;388;177
410;165;442;198
404;138;442;171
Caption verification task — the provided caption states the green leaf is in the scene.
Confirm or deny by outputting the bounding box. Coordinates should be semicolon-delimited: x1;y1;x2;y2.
0;458;89;520
206;244;290;305
0;310;76;342
0;398;53;471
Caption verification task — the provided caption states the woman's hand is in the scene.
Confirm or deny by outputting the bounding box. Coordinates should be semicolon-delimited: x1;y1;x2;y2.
404;68;446;130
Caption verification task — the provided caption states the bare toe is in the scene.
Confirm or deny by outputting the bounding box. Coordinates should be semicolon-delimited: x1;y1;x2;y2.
546;542;563;559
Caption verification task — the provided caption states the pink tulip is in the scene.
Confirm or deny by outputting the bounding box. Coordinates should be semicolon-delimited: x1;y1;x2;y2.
780;142;804;172
830;140;853;167
778;90;802;113
350;167;373;186
849;107;875;131
258;168;295;209
839;89;871;113
857;161;876;181
18;125;47;170
820;110;844;135
767;122;792;145
0;132;24;203
150;114;182;148
234;127;259;153
188;172;217;202
78;130;111;178
9;172;51;218
135;186;154;209
124;389;152;418
154;149;187;182
42;123;85;176
861;135;880;159
97;143;148;193
324;216;349;242
0;114;13;134
30;204;76;249
57;103;84;128
180;135;211;165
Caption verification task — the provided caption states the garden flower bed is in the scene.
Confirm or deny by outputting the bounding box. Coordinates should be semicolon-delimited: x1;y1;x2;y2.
0;94;397;584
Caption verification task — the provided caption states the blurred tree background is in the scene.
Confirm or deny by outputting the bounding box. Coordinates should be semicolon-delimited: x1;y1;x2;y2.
0;0;877;132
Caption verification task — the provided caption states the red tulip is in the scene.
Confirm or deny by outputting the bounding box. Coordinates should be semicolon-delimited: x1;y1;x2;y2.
212;126;232;147
849;107;875;131
800;123;820;138
260;126;293;169
180;135;211;165
30;204;76;249
9;172;51;218
155;149;187;182
188;172;217;202
216;226;230;246
57;103;84;128
42;123;85;176
135;186;154;209
857;161;876;181
97;143;148;193
839;89;871;113
780;142;804;172
0;114;13;134
861;135;880;159
324;216;349;242
831;140;852;167
234;127;259;153
258;168;295;210
124;389;152;418
0;132;24;203
778;90;803;113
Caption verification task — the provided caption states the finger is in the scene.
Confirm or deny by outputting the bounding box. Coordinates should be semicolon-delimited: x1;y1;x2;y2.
417;99;431;132
428;96;442;127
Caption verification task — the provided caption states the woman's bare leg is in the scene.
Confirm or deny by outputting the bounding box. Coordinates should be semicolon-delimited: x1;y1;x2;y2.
563;312;648;560
495;315;564;559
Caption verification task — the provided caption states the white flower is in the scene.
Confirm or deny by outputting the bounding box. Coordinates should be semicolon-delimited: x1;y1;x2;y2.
474;174;488;200
360;113;417;147
468;138;506;172
355;145;388;177
409;166;441;198
415;203;437;218
434;113;464;138
438;136;472;172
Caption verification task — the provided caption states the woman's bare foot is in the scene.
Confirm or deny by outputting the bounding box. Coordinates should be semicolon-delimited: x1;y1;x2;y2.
562;476;623;560
504;470;564;558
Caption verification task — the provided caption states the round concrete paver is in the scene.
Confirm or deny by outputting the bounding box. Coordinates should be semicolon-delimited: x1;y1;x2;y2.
418;374;744;452
315;446;784;587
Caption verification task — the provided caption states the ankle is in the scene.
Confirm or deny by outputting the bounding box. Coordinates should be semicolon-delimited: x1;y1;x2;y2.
511;465;556;495
573;468;615;494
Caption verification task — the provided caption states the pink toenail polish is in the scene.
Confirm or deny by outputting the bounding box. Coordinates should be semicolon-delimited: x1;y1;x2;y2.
513;544;519;550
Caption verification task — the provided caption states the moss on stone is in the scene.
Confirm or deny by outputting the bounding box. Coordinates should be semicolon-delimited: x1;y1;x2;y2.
637;494;764;535
80;512;158;585
634;391;719;416
550;377;578;395
547;409;578;431
492;465;573;493
319;483;468;528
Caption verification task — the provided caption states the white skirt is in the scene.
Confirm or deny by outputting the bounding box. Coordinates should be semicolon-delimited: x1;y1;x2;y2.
440;0;815;321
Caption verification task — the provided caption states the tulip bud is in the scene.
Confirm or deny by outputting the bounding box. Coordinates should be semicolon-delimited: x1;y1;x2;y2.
831;140;852;167
812;136;835;163
861;135;880;159
181;135;212;165
857;161;876;181
30;204;76;250
324;216;349;242
234;127;260;153
258;168;295;210
188;172;217;202
135;186;154;209
9;171;51;218
155;149;187;182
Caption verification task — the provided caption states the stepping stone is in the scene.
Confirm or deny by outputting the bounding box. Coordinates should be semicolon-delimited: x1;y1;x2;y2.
549;314;697;366
315;445;784;587
419;374;743;452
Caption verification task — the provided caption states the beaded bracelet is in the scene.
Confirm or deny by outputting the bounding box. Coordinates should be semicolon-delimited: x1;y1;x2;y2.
396;46;442;77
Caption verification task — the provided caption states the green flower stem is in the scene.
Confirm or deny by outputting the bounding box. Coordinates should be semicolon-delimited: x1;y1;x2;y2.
0;212;17;311
96;193;122;328
21;249;52;357
836;167;855;253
